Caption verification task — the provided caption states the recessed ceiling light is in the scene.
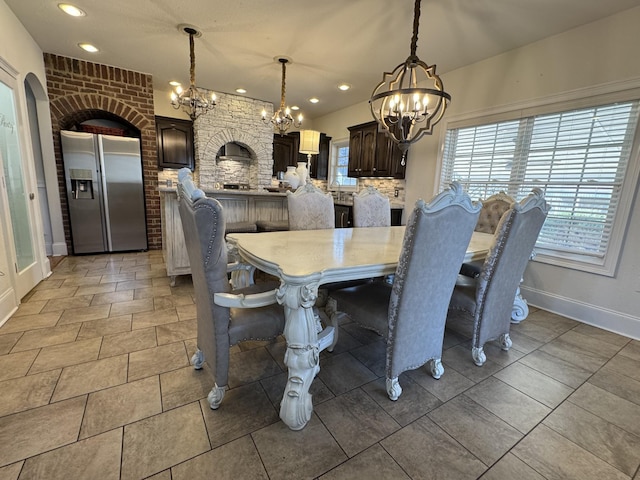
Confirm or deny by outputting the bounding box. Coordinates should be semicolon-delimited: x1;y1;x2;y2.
78;43;98;53
235;88;247;94
290;105;300;111
309;98;319;104
58;3;85;17
169;80;181;87
338;83;351;91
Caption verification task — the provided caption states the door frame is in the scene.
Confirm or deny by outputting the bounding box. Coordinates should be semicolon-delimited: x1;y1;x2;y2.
0;57;48;301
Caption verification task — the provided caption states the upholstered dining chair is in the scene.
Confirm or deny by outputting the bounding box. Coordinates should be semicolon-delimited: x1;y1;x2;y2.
177;173;285;410
459;191;515;279
286;183;335;230
448;188;549;366
352;185;391;227
328;182;481;401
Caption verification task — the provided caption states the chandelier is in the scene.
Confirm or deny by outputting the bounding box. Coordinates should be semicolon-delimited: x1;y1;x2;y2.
171;25;216;120
369;0;450;164
262;57;302;136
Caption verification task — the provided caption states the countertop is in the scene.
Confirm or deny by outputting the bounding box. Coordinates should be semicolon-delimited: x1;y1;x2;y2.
158;186;404;208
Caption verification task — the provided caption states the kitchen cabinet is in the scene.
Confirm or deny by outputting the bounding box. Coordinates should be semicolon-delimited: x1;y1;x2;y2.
348;122;377;177
272;132;331;180
155;116;194;170
347;121;406;179
160;189;288;285
334;204;352;228
334;203;402;228
309;133;331;180
272;133;299;175
391;208;403;226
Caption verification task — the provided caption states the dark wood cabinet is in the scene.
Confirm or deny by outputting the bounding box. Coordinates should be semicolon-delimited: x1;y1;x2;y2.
391;208;403;226
334;204;401;227
310;133;331;180
334;204;352;228
155;116;194;170
272;132;331;180
347;121;406;179
348;122;377;177
272;133;299;174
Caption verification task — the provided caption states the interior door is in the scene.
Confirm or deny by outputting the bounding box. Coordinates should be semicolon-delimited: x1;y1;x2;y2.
0;65;43;300
0;148;19;324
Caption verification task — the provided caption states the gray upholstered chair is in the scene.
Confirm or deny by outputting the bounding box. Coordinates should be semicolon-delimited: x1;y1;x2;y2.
177;173;285;410
448;188;550;366
328;182;481;401
286;183;335;230
459;191;515;279
352;185;391;227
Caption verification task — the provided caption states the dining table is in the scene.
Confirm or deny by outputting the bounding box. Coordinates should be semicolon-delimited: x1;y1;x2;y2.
226;226;495;430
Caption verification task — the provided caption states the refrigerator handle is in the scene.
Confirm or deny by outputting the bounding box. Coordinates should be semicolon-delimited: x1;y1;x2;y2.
97;136;113;251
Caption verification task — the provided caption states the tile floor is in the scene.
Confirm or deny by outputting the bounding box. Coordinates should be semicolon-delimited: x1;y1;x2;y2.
1;251;639;479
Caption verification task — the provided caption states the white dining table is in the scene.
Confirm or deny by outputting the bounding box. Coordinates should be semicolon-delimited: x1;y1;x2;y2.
226;227;495;430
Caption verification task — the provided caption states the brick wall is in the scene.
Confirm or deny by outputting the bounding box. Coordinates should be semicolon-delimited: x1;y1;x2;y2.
44;53;161;251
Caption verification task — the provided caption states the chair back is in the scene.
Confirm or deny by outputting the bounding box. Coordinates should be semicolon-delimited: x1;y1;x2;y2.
387;182;481;379
474;188;550;347
352;185;391;227
177;172;233;386
286;183;335;230
475;191;514;234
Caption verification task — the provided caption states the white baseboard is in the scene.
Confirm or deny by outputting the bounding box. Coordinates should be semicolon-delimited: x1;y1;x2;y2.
52;242;68;256
0;288;18;328
521;286;640;340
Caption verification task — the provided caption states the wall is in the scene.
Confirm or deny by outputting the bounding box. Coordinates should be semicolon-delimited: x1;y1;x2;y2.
194;92;274;190
314;7;640;338
43;54;162;251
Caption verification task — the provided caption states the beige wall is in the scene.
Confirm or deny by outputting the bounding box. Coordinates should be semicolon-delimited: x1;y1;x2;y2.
314;6;640;338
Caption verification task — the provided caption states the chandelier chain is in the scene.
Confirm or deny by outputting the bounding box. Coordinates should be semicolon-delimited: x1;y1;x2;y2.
189;31;196;86
409;0;420;59
280;60;287;110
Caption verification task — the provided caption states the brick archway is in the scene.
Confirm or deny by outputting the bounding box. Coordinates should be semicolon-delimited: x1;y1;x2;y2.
44;53;161;252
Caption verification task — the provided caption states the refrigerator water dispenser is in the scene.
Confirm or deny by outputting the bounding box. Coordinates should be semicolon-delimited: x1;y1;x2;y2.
69;168;94;200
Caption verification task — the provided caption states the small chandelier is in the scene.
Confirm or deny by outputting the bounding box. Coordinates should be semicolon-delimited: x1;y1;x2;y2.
171;25;216;121
369;0;451;164
262;57;302;136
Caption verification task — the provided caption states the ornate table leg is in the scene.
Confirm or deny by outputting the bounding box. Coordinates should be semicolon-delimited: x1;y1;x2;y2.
277;280;322;431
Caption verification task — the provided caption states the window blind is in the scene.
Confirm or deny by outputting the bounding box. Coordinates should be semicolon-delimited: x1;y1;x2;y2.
441;100;639;259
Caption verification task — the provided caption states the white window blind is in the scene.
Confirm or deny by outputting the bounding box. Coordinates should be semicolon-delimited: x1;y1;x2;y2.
441;100;640;262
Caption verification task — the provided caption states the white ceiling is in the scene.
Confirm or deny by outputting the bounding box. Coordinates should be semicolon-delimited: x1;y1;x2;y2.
7;0;640;118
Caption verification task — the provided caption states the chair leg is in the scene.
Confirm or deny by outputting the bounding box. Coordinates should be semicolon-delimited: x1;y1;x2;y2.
430;358;444;379
498;333;513;351
386;377;402;401
472;346;486;366
207;383;227;410
191;349;204;370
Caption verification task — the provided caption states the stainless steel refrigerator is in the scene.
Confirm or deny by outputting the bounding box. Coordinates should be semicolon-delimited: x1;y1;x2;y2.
61;130;147;254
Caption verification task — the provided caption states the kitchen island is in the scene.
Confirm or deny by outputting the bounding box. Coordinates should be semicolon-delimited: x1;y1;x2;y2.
159;186;404;284
159;187;288;284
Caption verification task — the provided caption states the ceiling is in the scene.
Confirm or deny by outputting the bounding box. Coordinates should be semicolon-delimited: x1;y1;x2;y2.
7;0;640;119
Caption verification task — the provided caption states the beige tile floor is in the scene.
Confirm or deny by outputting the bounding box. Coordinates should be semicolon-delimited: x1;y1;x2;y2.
1;251;639;479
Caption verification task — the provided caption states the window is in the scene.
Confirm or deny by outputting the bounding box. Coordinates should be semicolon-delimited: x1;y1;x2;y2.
441;99;640;275
329;139;357;190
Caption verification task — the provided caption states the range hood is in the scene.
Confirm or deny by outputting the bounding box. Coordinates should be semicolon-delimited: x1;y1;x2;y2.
217;142;252;161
